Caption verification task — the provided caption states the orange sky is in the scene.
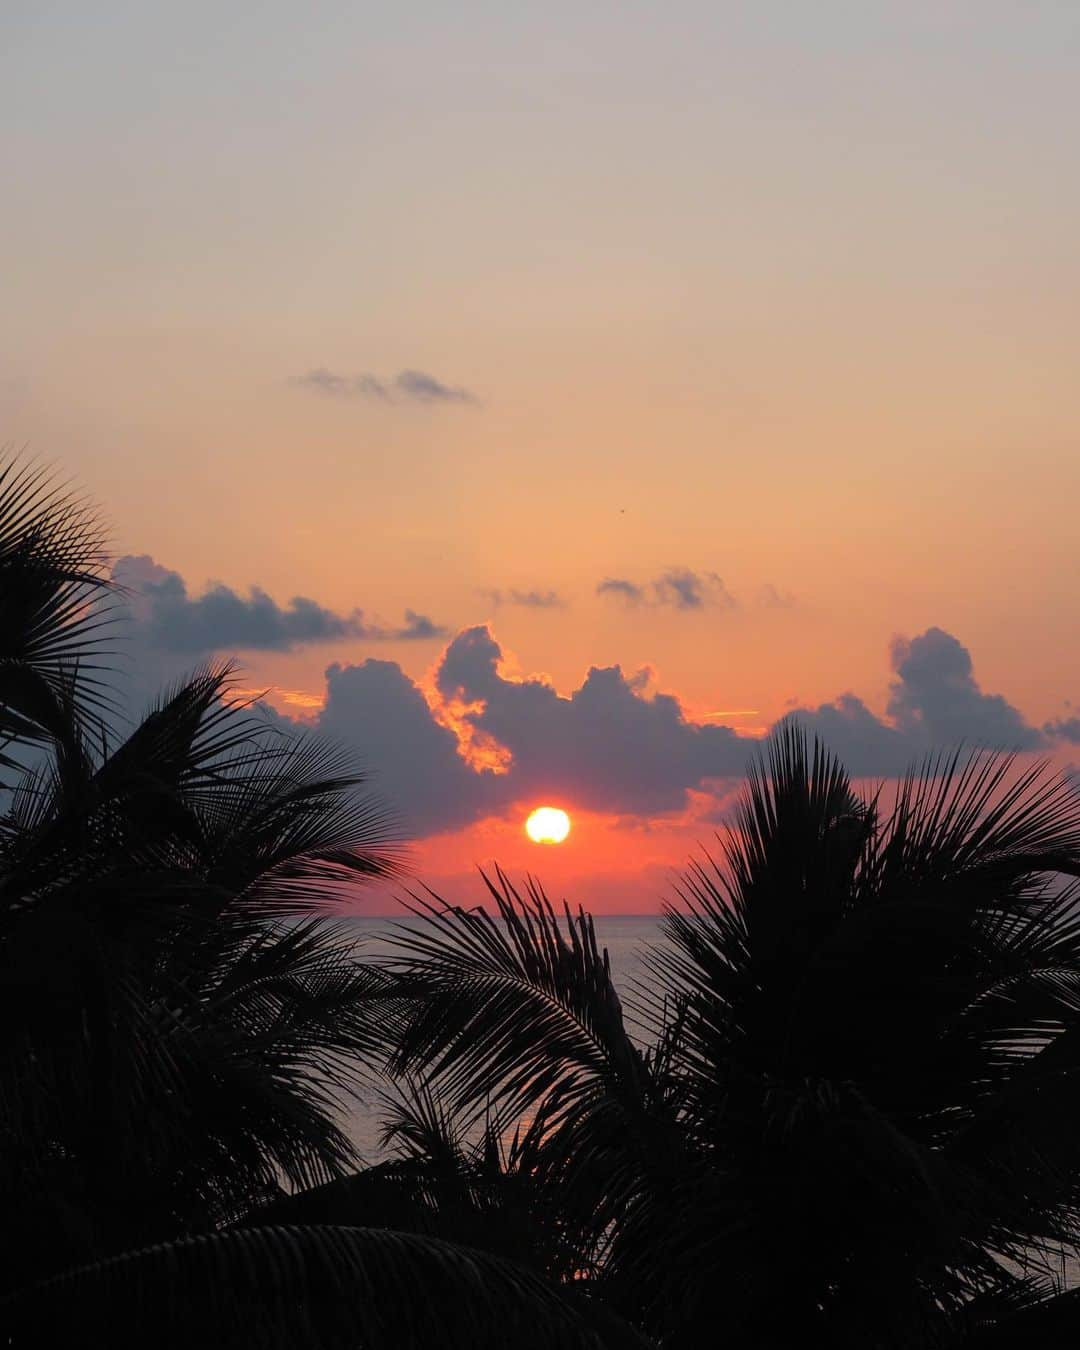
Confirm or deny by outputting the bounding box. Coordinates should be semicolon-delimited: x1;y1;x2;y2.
4;3;1079;911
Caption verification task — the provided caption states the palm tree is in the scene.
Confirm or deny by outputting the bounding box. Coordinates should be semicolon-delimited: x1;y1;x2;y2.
0;456;116;760
0;458;638;1349
375;730;1080;1347
256;1075;596;1284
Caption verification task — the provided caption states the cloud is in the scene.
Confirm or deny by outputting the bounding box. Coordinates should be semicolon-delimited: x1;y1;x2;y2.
657;569;736;610
292;369;390;400
112;556;448;655
398;609;448;640
597;569;736;611
774;695;910;777
482;588;566;609
885;628;1043;750
394;369;476;404
291;625;752;836
431;626;747;816
100;584;1056;842
785;626;1045;774
298;622;1051;837
292;367;477;406
1046;717;1080;745
318;659;499;836
596;578;646;606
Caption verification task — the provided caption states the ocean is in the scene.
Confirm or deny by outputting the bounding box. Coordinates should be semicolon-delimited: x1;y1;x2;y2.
337;913;669;1159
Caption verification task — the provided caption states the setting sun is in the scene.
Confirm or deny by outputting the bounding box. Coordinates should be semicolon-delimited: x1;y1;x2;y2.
525;806;571;844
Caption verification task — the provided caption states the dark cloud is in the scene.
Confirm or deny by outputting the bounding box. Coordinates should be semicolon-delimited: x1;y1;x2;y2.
433;627;746;816
886;628;1043;751
295;625;752;835
785;627;1045;774
398;609;448;640
112;556;447;655
99;579;1057;842
292;367;477;406
597;569;736;611
317;660;499;836
394;369;476;404
482;588;566;610
1046;717;1080;745
657;568;735;610
596;578;646;606
298;622;1050;838
774;695;910;777
292;369;390;400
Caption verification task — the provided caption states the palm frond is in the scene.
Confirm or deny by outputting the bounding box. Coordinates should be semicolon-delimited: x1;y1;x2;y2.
954;1279;1080;1348
0;454;118;748
1;1224;638;1349
387;868;647;1128
196;726;407;913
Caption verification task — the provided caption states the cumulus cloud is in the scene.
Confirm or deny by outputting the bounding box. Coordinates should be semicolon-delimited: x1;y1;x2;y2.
597;569;736;611
431;626;746;816
317;659;499;836
482;588;566;609
885;628;1043;750
278;622;1053;837
784;626;1045;774
100;580;1059;842
112;556;447;654
268;625;754;835
292;367;477;405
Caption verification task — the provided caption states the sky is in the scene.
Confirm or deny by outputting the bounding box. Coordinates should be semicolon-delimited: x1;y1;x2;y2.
3;2;1079;911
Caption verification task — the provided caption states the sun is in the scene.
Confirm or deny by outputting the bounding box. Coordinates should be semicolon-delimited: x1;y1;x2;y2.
525;806;571;844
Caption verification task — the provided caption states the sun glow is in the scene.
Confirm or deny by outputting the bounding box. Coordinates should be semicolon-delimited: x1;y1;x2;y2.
525;806;571;844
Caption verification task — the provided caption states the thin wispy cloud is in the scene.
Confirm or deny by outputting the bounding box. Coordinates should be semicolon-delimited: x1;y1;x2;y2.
113;556;449;654
597;568;736;611
482;587;566;609
596;577;646;605
292;367;478;406
395;369;477;404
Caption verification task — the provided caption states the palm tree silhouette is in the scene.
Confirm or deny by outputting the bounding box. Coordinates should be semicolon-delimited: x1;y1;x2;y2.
0;458;635;1349
373;731;1080;1347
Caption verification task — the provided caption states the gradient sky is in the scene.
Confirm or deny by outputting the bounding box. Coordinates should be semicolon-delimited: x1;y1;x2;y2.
4;2;1079;909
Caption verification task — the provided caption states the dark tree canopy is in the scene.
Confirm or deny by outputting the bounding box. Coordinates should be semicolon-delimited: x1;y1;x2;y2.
0;457;632;1349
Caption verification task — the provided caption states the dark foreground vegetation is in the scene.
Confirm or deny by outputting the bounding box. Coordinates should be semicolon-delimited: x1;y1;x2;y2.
3;457;1080;1348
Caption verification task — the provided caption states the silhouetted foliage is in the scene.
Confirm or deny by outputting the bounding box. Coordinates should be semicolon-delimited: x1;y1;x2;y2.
370;732;1080;1347
0;457;116;759
0;456;636;1349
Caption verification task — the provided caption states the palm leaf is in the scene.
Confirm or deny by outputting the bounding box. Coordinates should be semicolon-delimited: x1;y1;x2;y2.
387;869;647;1128
0;455;117;753
1;1223;639;1349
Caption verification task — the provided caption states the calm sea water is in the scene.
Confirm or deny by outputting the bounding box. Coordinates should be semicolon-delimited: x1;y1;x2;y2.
338;913;669;1159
